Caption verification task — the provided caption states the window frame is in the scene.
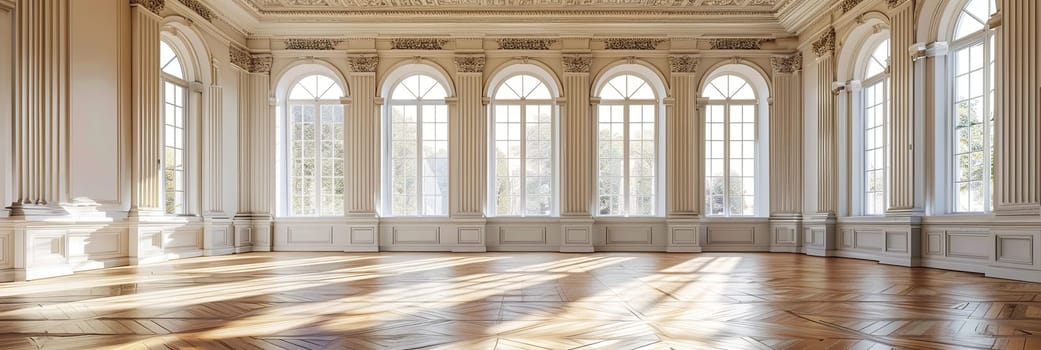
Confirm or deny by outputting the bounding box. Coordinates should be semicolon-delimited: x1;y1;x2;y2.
594;72;664;218
283;74;346;217
160;41;189;216
853;38;892;217
488;73;559;217
702;74;759;217
382;73;451;217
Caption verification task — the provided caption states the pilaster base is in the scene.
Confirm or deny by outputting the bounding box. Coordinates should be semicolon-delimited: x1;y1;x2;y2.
451;217;487;253
665;218;703;253
559;217;595;253
203;216;235;256
234;215;272;252
345;216;380;252
769;215;803;253
804;213;837;257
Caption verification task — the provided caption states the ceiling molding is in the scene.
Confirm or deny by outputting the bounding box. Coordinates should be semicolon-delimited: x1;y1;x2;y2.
0;0;14;11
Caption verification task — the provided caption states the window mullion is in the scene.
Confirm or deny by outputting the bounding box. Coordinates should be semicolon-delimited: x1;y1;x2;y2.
623;103;630;216
314;102;322;215
520;102;527;217
416;103;424;216
723;103;731;216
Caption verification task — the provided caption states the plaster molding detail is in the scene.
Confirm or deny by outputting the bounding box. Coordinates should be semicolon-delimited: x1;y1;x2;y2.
887;0;910;8
841;0;864;13
603;38;665;50
812;28;836;57
229;47;272;73
130;0;165;14
285;39;343;50
497;38;555;50
454;56;487;73
770;53;802;74
391;38;449;50
250;56;273;73
708;38;764;50
668;56;699;73
562;55;592;73
177;0;214;21
348;56;379;73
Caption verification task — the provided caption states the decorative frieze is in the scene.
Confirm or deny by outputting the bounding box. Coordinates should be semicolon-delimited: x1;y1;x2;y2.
392;38;448;50
497;38;555;50
709;38;764;50
130;0;165;14
841;0;864;13
562;56;592;73
285;39;343;50
177;0;213;21
812;28;837;57
229;47;271;73
770;53;803;74
668;56;698;73
454;56;487;73
603;38;665;50
348;56;379;73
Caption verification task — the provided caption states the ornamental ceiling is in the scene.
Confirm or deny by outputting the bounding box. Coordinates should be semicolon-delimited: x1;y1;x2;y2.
243;0;785;13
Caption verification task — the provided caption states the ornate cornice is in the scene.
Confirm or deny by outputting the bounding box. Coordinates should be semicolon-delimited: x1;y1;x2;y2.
603;38;665;50
497;38;555;50
229;47;272;73
177;0;214;21
812;28;836;57
391;38;449;50
840;0;864;13
668;56;699;73
454;56;487;73
348;56;379;73
285;39;343;50
130;0;165;14
770;53;803;74
708;38;765;50
562;56;592;73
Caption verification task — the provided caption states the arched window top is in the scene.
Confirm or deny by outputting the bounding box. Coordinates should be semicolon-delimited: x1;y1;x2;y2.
703;74;756;100
289;74;344;101
954;0;996;40
865;39;890;78
391;74;448;101
160;41;184;79
599;74;656;100
494;74;552;100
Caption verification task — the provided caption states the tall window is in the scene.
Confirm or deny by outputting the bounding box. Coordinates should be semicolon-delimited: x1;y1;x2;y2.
861;40;890;216
490;74;555;216
597;74;658;216
950;0;995;213
286;75;345;216
704;75;757;217
386;74;449;216
160;41;187;215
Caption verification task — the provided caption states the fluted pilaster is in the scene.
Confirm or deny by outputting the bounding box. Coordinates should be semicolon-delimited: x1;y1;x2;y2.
346;55;379;216
452;56;486;217
128;2;162;216
11;0;72;215
995;1;1041;215
561;55;592;216
814;28;838;215
666;55;699;216
234;54;273;217
887;0;920;214
770;54;804;216
203;78;223;216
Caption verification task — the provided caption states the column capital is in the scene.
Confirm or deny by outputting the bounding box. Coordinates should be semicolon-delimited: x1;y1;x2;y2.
562;55;592;74
770;53;803;75
130;0;165;15
812;28;836;58
348;55;379;73
453;56;486;73
668;55;699;74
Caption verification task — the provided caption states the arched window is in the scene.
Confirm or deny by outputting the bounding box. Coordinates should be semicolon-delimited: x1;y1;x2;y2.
285;74;345;216
597;74;659;216
949;0;995;213
703;74;758;217
490;74;555;216
860;39;890;216
386;74;449;216
160;40;187;215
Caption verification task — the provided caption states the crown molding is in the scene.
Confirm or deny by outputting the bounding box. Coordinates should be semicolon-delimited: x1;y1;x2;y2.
0;0;15;11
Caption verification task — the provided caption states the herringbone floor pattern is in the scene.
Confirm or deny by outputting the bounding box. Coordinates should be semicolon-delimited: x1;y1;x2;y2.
1;252;1040;349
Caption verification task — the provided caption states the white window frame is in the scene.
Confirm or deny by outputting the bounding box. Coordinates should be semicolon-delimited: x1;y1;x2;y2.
850;37;891;217
946;3;995;214
487;73;558;217
283;74;346;217
160;41;189;216
703;81;758;217
382;73;451;217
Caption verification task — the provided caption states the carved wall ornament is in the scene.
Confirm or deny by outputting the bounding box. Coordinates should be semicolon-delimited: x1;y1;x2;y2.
391;38;449;50
668;56;699;73
250;56;273;74
812;28;837;57
770;53;803;74
177;0;214;21
229;47;272;74
130;0;165;14
454;56;487;73
348;56;379;72
603;38;666;50
887;0;910;8
497;38;555;50
562;56;592;73
285;39;343;50
841;0;864;13
708;38;765;50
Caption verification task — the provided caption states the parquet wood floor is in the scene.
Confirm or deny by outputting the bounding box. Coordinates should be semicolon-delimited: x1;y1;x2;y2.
2;252;1041;349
